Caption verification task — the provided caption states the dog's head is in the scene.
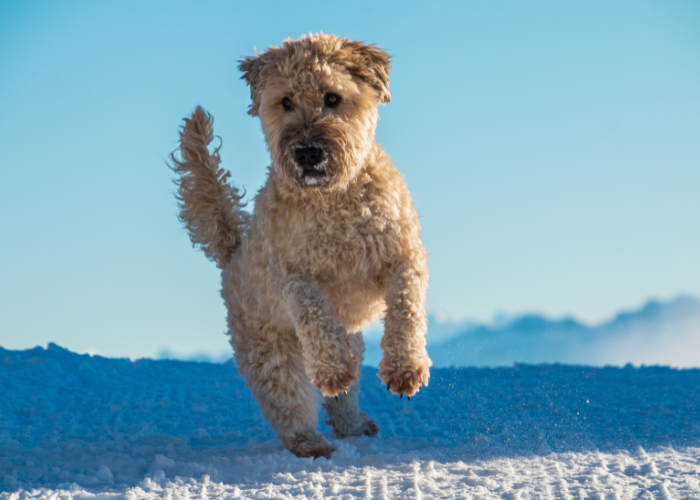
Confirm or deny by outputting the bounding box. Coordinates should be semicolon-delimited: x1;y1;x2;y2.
240;34;390;191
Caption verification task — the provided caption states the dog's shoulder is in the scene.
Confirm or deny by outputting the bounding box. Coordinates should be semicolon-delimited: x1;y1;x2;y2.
359;147;417;222
358;148;424;254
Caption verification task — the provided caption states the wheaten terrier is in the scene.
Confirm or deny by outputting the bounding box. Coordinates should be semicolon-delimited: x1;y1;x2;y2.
171;34;431;459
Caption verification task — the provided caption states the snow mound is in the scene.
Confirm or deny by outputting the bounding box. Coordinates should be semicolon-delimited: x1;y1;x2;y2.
2;344;700;498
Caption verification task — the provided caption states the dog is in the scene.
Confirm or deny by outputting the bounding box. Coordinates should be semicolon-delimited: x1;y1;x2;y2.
171;34;431;459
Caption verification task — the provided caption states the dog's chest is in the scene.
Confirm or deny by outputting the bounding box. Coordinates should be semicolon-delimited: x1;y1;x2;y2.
286;200;399;282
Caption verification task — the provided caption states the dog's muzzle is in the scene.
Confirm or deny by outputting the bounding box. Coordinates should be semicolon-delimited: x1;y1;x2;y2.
294;144;330;187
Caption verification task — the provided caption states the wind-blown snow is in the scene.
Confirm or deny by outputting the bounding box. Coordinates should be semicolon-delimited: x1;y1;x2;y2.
2;343;700;498
362;295;700;369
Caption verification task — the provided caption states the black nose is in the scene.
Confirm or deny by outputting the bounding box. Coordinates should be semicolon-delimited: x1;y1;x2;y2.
295;145;323;168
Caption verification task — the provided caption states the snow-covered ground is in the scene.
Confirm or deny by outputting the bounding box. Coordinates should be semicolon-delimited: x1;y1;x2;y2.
2;343;700;499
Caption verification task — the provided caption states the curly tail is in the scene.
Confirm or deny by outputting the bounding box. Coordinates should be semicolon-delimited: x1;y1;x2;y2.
171;106;250;269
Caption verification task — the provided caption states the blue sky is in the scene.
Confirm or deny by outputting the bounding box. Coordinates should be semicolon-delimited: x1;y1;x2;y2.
1;1;699;359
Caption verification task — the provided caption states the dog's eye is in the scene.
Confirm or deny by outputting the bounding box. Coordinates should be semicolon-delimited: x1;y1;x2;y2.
281;97;293;111
324;93;341;109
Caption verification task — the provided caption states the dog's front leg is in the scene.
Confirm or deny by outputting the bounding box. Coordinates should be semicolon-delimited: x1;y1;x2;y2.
378;259;432;398
283;277;358;398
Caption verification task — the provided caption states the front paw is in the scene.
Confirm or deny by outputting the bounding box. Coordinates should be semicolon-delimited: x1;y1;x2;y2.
311;360;358;398
378;361;430;398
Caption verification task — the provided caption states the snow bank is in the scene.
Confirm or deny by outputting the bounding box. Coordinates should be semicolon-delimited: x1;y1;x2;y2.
2;343;700;498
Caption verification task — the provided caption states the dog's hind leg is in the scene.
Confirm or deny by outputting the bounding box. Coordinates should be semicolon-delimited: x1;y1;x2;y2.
231;320;334;459
323;333;379;438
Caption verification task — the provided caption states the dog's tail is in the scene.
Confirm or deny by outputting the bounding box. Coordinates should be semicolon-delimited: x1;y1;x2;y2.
171;106;250;269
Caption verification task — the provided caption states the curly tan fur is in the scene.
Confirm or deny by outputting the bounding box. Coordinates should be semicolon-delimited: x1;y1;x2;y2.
171;109;250;268
172;34;431;459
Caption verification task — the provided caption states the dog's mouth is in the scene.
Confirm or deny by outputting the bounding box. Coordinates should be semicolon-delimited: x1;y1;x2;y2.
300;162;330;186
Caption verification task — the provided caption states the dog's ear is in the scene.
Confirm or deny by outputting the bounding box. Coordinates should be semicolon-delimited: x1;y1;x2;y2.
239;54;265;116
340;41;391;104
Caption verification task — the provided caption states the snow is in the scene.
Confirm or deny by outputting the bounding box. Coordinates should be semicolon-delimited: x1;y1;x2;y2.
3;343;700;498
